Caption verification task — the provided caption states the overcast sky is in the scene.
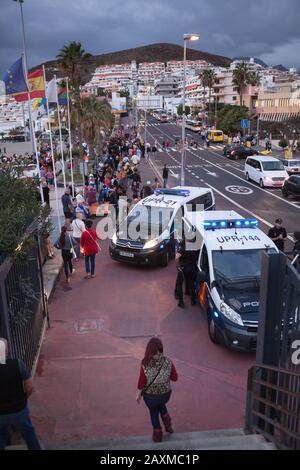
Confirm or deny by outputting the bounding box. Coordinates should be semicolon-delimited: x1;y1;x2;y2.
1;0;299;77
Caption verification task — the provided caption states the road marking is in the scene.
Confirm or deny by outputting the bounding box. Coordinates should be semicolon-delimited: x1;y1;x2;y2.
225;186;253;195
147;125;300;209
204;182;294;242
170;169;179;179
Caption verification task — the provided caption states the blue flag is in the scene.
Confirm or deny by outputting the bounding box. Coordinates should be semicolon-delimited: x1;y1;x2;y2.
2;57;28;95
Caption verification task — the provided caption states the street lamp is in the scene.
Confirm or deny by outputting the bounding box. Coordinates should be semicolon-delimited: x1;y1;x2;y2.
181;33;199;186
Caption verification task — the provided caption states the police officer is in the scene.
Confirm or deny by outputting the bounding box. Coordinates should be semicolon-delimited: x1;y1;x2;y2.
268;218;287;252
174;240;199;308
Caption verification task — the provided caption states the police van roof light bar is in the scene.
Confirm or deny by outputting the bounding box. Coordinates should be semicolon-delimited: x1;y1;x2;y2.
204;219;258;230
154;188;190;197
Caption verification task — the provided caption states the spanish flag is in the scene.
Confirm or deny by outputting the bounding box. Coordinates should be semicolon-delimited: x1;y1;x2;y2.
14;68;45;102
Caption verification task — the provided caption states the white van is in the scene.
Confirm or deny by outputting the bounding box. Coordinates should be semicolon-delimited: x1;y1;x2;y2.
110;187;215;267
244;155;288;188
185;210;278;351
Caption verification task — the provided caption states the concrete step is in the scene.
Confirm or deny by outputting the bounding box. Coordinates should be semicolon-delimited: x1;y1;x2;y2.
46;428;276;451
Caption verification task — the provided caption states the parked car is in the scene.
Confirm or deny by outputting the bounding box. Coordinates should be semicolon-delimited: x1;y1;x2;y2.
223;144;257;160
281;159;300;175
282;175;300;198
244;156;289;188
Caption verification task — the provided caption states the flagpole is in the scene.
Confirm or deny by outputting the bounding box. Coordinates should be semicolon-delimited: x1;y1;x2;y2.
66;77;74;192
43;66;61;232
54;74;67;189
15;0;44;202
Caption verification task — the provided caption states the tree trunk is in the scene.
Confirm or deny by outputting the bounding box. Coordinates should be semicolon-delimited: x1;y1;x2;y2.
208;88;212;125
240;92;243;107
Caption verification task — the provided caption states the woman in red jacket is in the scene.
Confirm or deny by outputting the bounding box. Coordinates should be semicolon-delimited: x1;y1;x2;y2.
136;337;178;443
80;220;100;279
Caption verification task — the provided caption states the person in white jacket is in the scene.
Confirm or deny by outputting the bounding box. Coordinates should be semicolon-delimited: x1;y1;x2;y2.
71;213;86;259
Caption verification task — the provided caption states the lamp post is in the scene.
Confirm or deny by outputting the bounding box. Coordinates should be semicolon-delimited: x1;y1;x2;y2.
181;34;199;186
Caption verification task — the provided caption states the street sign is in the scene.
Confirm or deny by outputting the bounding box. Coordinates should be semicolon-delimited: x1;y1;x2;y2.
241;119;250;129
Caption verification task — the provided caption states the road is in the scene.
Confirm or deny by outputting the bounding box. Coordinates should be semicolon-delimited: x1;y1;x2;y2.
144;116;300;252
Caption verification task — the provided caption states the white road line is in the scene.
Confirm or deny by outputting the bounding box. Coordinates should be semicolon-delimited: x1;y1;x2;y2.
204;182;294;242
147;126;300;210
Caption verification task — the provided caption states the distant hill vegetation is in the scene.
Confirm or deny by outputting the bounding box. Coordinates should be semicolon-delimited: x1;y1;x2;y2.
41;42;232;84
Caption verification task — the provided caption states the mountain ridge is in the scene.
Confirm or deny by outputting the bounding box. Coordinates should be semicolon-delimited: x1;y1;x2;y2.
41;42;232;83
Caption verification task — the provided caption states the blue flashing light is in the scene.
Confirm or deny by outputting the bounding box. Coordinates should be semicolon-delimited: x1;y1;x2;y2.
203;219;259;230
213;311;219;318
160;244;164;249
154;188;190;197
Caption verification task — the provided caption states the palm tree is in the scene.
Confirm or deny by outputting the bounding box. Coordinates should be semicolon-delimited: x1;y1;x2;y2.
232;62;251;107
56;42;92;157
200;69;216;125
79;96;114;147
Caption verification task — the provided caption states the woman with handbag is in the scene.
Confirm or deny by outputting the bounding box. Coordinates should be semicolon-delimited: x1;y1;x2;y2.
136;337;178;443
55;225;78;289
80;220;101;279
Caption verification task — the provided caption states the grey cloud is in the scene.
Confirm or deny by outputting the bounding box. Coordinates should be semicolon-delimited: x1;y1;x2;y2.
0;0;300;77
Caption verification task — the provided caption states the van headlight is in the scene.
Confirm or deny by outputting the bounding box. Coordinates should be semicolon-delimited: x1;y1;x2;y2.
220;302;244;326
143;239;159;249
112;232;117;244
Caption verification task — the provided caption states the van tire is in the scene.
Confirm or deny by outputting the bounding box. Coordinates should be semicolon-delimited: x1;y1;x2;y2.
246;172;250;181
259;179;264;188
160;247;169;267
208;314;220;345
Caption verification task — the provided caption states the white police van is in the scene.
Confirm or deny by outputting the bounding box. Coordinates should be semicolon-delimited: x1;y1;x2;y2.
185;210;278;351
109;187;215;267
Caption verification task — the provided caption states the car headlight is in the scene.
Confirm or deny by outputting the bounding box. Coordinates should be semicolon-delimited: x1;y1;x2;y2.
220;302;244;326
143;239;159;249
112;232;117;244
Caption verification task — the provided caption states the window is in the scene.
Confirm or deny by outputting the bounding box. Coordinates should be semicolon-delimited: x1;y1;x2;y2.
200;245;209;272
186;193;213;212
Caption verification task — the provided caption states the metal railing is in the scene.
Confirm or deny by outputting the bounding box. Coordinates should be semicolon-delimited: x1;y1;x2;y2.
0;221;48;370
245;364;300;449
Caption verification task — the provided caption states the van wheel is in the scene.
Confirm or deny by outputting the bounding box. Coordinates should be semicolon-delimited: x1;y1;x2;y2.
160;247;169;267
259;179;264;188
246;172;250;181
208;314;220;345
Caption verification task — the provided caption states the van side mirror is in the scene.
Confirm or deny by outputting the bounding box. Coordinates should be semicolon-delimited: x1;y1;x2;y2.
197;270;208;283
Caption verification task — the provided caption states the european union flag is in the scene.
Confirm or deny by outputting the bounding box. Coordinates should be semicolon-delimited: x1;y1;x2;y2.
2;57;28;95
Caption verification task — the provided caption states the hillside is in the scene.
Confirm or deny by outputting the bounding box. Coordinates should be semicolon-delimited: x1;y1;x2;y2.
42;42;232;83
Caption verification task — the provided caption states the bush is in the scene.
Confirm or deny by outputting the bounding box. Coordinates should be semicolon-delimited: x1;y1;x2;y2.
278;139;288;149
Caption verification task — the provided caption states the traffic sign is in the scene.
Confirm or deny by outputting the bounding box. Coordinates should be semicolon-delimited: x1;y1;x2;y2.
241;119;250;129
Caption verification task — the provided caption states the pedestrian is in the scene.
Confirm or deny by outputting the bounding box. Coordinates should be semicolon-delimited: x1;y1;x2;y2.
205;135;210;148
162;164;169;188
75;201;90;221
152;177;161;191
42;180;50;206
0;338;41;450
152;144;157;159
268;219;287;252
174;240;199;308
80;220;100;279
71;213;86;259
55;225;77;289
136;337;178;443
140;181;153;199
61;188;74;221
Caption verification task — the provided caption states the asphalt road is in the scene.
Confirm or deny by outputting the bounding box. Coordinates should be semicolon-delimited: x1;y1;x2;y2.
144;116;300;252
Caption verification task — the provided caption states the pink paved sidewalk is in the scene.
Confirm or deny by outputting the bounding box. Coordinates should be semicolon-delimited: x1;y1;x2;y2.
30;238;254;446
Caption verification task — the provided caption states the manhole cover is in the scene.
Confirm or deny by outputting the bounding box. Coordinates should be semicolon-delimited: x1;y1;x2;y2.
75;319;104;334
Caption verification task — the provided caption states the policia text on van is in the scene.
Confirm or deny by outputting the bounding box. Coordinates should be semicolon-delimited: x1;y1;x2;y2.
186;211;278;352
109;188;215;267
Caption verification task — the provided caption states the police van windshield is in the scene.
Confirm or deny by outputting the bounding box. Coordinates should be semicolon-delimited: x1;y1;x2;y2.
119;205;174;241
212;249;276;286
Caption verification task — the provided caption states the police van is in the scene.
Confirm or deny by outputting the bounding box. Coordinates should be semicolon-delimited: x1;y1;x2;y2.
109;187;215;267
185;210;278;351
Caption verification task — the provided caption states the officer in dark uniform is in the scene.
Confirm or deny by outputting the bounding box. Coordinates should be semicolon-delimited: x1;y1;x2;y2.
174;240;200;308
268;218;287;252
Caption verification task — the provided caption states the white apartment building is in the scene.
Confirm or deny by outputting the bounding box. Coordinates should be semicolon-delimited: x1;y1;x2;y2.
138;62;165;84
84;63;132;94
